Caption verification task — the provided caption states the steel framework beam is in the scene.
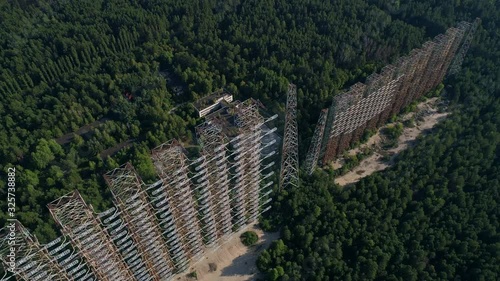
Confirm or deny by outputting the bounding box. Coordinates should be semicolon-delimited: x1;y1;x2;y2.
195;121;232;245
47;191;136;281
44;235;96;281
317;21;471;164
279;83;299;190
99;207;154;280
304;109;328;175
449;18;481;75
0;221;72;281
233;99;266;224
104;163;175;279
151;140;204;262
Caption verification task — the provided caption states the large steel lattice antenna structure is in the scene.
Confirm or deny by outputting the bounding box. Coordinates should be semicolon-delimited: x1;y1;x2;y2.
47;191;137;281
0;21;477;280
448;18;481;75
0;220;72;281
304;108;329;175
151;140;204;262
308;21;470;166
0;97;279;281
233;99;266;224
195;121;232;245
279;83;299;190
104;163;176;279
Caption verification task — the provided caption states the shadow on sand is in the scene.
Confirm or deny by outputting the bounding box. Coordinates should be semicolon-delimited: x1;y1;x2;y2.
220;227;280;280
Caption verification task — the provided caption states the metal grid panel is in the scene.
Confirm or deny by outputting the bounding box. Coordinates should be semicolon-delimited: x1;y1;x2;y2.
279;84;299;190
47;191;136;281
104;163;174;279
0;221;72;281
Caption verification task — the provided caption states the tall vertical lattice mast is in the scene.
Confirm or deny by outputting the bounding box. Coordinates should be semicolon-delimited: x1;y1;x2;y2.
48;191;136;281
448;18;481;75
279;83;299;190
304;108;329;175
0;220;71;281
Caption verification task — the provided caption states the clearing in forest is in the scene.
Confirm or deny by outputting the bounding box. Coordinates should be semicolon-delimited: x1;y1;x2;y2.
176;224;279;281
334;97;449;186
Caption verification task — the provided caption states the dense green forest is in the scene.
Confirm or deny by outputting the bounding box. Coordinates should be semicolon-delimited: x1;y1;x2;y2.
0;0;429;242
0;1;498;279
258;0;500;280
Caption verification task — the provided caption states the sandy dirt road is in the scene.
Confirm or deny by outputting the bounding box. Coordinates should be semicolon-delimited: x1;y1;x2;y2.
335;98;449;186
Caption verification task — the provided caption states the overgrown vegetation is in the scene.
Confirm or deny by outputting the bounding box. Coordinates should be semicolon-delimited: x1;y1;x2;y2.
0;2;498;280
333;148;374;177
382;122;404;148
258;0;500;280
187;271;198;279
0;0;428;242
241;231;259;246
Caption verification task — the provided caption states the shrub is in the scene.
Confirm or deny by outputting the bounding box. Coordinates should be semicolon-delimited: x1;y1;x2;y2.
240;231;259;246
383;123;404;140
187;271;197;279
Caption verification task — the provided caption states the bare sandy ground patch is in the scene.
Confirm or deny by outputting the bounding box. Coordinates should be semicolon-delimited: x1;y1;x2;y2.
335;98;449;186
174;224;279;281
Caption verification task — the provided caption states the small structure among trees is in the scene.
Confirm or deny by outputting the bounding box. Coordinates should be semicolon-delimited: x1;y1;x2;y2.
193;89;233;117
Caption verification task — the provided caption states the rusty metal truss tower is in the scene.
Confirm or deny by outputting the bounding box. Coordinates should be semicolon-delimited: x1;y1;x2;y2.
104;163;175;279
321;83;365;163
43;235;96;281
195;121;232;245
312;21;470;166
0;20;477;280
0;221;97;281
304;108;328;175
1;98;278;280
0;220;71;281
193;99;277;242
449;18;481;75
438;27;467;82
145;178;191;271
232;99;267;225
279;83;299;190
151;140;204;262
48;191;136;281
98;206;156;280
